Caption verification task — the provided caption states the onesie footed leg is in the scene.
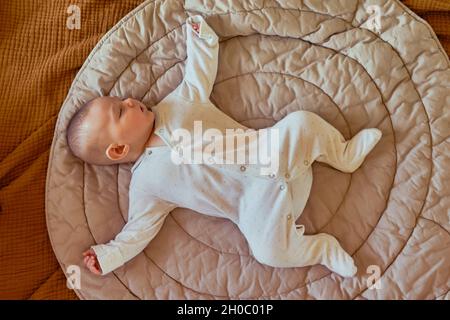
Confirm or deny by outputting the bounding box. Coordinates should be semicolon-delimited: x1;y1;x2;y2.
296;233;357;277
316;127;382;173
340;128;382;173
250;231;357;278
290;111;382;174
319;233;358;278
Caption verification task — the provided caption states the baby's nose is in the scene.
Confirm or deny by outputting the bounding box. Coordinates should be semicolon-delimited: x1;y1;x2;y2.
124;98;135;108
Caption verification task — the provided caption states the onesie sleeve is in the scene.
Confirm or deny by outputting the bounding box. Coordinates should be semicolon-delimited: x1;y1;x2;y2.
175;14;219;103
90;188;177;275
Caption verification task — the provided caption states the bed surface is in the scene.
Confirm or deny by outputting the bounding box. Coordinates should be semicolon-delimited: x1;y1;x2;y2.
1;0;449;299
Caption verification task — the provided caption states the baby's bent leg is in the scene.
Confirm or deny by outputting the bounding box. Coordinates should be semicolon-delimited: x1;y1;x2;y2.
300;233;358;277
250;229;357;277
290;111;382;173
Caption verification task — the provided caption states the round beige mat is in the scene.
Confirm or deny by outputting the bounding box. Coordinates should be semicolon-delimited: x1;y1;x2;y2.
46;0;450;299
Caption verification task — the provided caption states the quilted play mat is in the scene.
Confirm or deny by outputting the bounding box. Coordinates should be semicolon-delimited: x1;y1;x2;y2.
45;0;450;299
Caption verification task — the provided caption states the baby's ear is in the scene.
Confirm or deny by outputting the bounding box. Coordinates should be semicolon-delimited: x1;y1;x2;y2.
105;143;130;161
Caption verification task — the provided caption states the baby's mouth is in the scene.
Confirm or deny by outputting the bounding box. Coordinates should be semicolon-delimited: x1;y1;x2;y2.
135;100;148;113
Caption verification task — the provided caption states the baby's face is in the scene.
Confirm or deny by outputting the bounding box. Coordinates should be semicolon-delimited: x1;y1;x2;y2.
86;96;155;161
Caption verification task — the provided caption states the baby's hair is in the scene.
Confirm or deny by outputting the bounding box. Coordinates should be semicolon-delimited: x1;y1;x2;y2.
66;98;109;165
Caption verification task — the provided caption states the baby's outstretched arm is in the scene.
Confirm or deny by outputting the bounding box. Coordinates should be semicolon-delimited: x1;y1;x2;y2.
87;190;177;276
174;15;219;102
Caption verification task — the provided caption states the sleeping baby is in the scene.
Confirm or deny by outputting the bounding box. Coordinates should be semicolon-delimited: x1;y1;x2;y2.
68;15;382;278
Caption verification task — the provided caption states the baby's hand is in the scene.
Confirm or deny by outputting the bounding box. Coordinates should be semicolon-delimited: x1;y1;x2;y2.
191;22;200;34
83;248;102;275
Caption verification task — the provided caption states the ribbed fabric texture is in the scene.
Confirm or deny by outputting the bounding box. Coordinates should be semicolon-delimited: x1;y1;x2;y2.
403;0;450;53
0;0;144;300
0;0;448;300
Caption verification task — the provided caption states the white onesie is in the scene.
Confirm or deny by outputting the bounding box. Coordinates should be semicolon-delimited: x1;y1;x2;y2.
91;15;382;277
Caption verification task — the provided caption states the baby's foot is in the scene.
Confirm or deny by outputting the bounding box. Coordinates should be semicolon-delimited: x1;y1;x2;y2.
332;253;358;278
316;234;358;277
322;235;358;277
343;128;382;173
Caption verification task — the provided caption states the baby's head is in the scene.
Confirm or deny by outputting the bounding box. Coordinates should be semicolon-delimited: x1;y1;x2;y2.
67;96;155;165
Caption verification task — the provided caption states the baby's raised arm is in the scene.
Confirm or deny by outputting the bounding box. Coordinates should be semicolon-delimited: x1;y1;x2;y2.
174;15;219;103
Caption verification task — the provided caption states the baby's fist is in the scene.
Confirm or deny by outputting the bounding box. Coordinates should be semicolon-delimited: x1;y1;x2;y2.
83;248;102;275
191;22;200;34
